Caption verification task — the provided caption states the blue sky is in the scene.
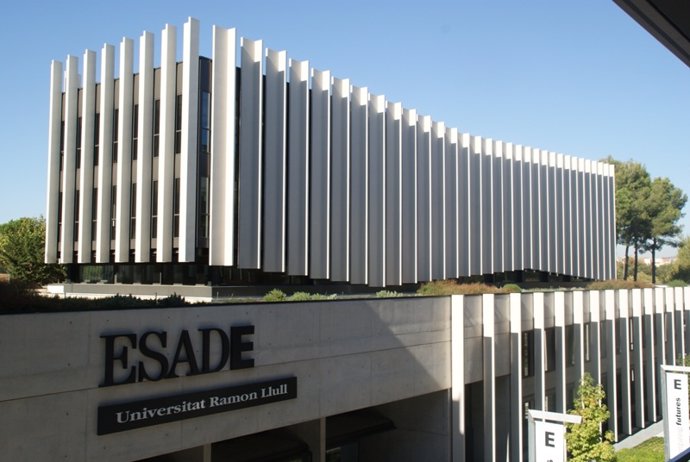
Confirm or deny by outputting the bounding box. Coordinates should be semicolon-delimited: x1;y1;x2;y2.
1;1;688;256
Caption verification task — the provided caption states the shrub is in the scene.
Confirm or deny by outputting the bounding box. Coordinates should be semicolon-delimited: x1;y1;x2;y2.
376;290;403;298
586;279;653;290
286;292;336;301
666;279;687;287
417;280;511;296
155;293;187;307
264;289;287;302
501;283;522;293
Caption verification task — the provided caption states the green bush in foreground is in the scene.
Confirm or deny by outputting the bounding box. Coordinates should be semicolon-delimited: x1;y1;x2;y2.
616;436;664;462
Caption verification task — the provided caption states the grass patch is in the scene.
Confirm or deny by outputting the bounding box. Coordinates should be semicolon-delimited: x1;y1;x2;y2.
616;436;664;462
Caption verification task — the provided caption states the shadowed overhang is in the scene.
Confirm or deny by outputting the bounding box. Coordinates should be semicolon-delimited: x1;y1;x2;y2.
615;0;690;67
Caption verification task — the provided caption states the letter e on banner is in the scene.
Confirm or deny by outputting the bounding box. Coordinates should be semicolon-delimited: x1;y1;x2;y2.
534;420;565;462
666;372;690;458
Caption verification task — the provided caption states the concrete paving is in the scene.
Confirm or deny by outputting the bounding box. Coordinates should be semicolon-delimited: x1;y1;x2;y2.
614;420;664;451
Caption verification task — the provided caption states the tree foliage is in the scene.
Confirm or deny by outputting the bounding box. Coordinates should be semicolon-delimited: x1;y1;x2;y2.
606;157;686;282
566;373;616;462
670;236;690;283
0;217;65;285
643;177;687;283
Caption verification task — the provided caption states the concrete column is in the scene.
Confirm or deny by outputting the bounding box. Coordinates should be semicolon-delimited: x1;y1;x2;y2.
555;291;566;413
349;86;368;284
589;291;602;385
401;108;418;283
573;290;585;380
563;155;573;276
114;37;133;263
309;68;331;279
512;145;524;272
415;116;431;281
330;77;350;281
292;418;326;462
451;295;466;462
509;293;522;462
59;55;79;264
655;288;667;418
45;60;63;263
457;133;470;277
604;290;618;440
156;23;176;262
237;37;264;269
179;17;200;263
95;43;114;263
431;122;446;280
531;149;542;272
685;288;690;360
521;146;532;271
385;102;402;285
533;292;545;410
547;152;556;273
666;287;676;364
78;50;96;263
469;136;481;276
631;289;645;428
367;94;385;287
480;138;493;275
538;151;549;272
643;288;658;421
491;140;504;274
444;128;459;279
135;31;154;263
263;48;288;273
504;143;515;272
674;287;685;361
482;294;496;462
208;26;237;266
619;289;632;436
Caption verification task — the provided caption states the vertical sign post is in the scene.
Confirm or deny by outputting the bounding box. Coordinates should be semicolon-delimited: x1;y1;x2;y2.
527;409;582;462
661;365;690;460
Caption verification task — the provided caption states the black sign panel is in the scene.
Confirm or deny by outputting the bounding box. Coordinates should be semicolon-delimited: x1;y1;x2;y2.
97;377;297;435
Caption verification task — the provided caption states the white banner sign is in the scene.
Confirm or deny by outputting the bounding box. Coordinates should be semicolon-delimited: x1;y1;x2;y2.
534;420;565;462
666;371;690;459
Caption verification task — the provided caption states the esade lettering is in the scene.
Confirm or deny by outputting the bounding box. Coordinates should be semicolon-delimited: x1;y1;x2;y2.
100;325;254;387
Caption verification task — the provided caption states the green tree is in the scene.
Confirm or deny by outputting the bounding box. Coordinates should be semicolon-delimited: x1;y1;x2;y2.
642;177;687;284
671;236;690;282
566;373;616;462
605;157;651;281
0;217;65;285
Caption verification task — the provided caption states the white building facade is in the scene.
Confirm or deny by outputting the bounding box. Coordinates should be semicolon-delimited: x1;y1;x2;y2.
45;18;616;287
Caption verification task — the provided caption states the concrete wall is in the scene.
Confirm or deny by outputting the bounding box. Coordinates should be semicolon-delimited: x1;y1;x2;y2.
2;287;688;462
0;297;450;462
